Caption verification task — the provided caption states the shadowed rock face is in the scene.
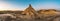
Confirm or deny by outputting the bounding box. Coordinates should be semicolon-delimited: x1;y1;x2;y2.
52;14;60;21
0;5;60;21
16;13;60;21
38;9;56;14
5;16;12;21
53;17;60;21
15;4;60;21
20;4;38;19
0;14;16;18
0;14;16;21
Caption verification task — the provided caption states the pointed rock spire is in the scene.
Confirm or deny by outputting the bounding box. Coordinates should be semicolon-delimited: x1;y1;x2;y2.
25;4;35;12
22;4;36;15
26;4;33;9
21;4;38;19
28;4;32;9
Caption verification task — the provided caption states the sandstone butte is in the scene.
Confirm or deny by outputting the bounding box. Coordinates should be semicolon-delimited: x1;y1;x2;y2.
16;4;57;19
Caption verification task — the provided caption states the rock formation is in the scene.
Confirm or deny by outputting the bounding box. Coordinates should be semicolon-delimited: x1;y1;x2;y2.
20;4;38;19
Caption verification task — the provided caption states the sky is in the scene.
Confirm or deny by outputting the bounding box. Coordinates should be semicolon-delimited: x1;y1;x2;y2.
0;0;60;11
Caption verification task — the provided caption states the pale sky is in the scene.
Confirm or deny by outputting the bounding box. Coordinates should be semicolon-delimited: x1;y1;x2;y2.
0;0;60;11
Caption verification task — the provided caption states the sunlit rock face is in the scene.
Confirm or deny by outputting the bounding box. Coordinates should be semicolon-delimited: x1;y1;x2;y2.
36;9;57;19
38;9;47;14
48;9;56;14
22;4;36;14
19;4;38;19
38;9;56;16
38;9;56;14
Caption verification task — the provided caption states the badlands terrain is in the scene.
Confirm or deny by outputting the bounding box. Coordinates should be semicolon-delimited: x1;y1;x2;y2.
0;5;60;21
